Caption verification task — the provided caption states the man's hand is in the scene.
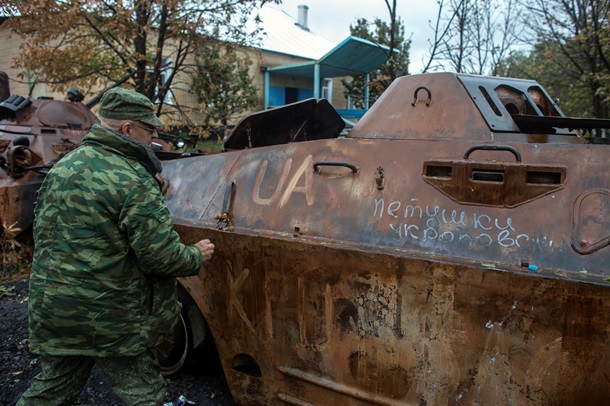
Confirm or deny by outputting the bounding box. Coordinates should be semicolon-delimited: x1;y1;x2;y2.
195;239;215;262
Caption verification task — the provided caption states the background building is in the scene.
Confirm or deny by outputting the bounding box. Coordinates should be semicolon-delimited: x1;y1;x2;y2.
0;5;392;127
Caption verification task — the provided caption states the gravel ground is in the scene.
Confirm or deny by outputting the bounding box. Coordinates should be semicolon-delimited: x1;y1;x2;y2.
0;277;236;406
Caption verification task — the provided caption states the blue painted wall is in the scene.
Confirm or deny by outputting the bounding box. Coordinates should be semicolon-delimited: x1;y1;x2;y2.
269;86;314;107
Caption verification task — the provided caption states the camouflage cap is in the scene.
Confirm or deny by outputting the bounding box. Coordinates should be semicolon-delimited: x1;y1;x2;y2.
99;87;164;127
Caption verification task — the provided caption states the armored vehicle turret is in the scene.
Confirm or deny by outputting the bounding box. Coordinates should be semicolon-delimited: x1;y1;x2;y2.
0;73;185;238
0;77;98;236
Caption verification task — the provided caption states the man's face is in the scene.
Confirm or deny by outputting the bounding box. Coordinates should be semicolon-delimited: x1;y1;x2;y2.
121;121;158;145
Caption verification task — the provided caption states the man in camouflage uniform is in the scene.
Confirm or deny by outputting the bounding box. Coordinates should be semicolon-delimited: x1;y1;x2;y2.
18;88;215;405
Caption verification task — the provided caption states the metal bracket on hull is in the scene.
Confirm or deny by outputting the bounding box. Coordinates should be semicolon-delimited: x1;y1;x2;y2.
572;189;610;254
216;180;236;230
423;145;566;208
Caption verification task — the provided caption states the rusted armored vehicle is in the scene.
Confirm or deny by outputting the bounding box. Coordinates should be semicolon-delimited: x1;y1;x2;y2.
0;73;186;238
0;77;98;236
161;72;610;405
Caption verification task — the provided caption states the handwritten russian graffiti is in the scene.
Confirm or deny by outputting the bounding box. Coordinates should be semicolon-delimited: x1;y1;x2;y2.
252;155;314;208
374;198;529;248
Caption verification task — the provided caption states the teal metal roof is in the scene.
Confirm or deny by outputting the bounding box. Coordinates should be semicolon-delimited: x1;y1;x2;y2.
267;36;396;78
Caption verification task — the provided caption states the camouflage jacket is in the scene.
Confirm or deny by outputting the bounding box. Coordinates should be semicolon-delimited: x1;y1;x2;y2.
28;124;203;357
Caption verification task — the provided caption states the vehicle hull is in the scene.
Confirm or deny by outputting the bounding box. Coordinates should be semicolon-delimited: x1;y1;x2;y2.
175;226;610;405
163;74;610;405
165;130;610;404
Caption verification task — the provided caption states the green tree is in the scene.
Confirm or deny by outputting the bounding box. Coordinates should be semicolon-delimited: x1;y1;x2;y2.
518;0;610;119
342;16;410;109
191;43;259;127
3;0;276;125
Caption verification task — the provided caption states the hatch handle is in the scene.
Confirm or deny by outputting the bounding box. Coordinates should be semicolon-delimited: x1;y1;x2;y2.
412;86;432;107
313;161;359;174
463;145;522;162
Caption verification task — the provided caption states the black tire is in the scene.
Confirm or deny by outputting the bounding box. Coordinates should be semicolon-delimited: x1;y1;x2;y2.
157;293;193;376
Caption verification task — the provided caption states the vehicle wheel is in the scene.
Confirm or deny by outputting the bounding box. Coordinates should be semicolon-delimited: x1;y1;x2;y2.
157;307;191;376
157;287;199;376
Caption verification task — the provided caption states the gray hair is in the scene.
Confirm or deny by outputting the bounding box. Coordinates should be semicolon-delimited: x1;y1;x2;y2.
100;117;130;131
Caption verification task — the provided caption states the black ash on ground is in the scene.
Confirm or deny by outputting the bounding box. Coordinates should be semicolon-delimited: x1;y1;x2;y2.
0;278;235;406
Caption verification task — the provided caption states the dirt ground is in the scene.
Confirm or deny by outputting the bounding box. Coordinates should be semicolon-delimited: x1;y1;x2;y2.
0;276;236;406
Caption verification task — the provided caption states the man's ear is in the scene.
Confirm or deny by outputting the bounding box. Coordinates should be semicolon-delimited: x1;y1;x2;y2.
120;122;131;136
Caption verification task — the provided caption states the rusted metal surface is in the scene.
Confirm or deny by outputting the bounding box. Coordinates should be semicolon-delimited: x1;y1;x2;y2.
0;74;186;236
163;73;610;404
0;84;98;234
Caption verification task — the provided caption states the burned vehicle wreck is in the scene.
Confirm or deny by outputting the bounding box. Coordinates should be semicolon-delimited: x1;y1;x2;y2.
165;72;610;404
0;80;98;237
0;73;189;238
